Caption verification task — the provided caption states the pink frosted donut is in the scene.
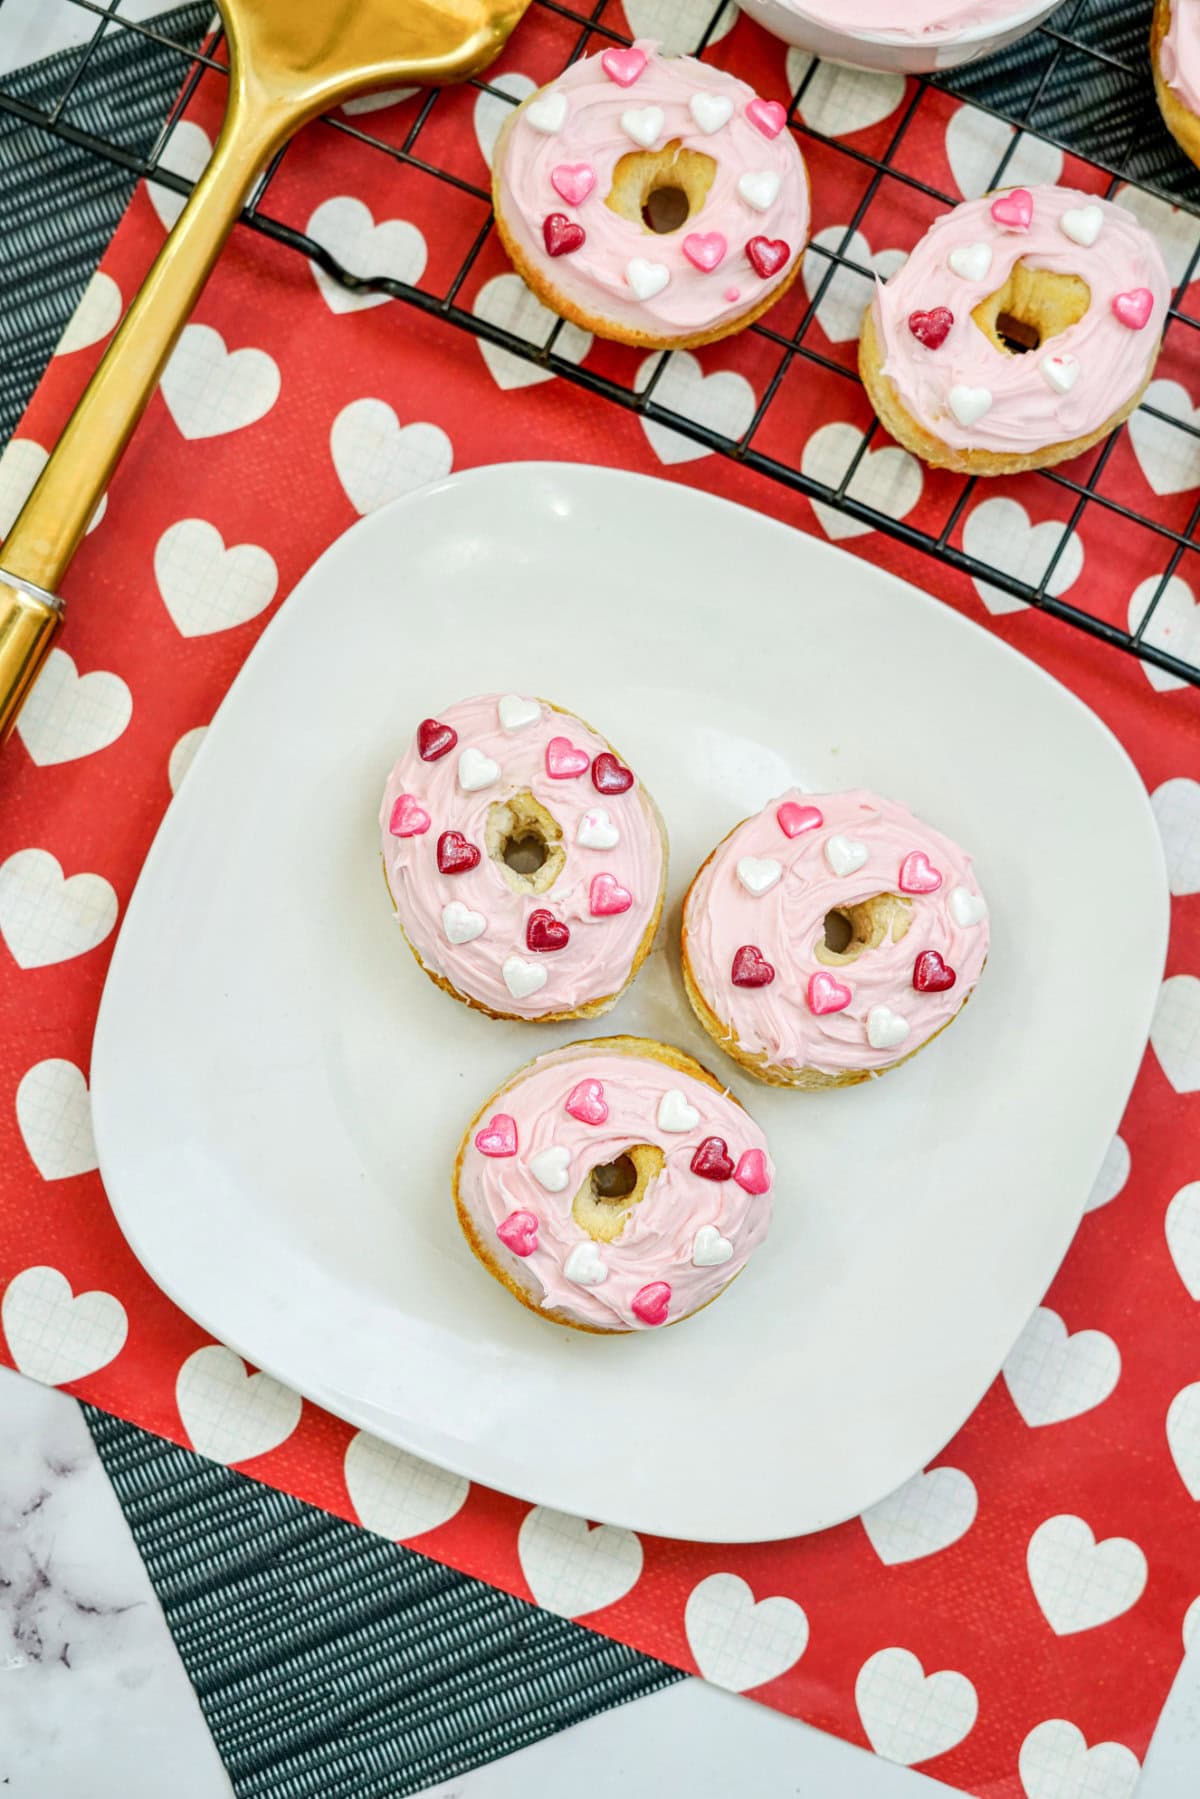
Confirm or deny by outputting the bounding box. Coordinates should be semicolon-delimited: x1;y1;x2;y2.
454;1037;775;1332
379;695;667;1022
682;790;989;1088
1154;1;1200;170
861;185;1170;474
491;41;810;348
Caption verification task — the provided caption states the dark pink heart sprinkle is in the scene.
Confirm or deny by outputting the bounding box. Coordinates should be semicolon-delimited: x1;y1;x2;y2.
690;1137;734;1181
914;950;957;993
731;944;775;988
589;873;632;916
437;830;481;875
551;162;596;207
776;801;823;838
746;97;787;139
497;1210;539;1255
475;1113;518;1157
1112;287;1153;330
807;970;851;1015
746;236;790;279
733;1148;771;1195
565;1079;607;1124
631;1281;670;1326
591;752;634;795
546;735;591;779
899;850;943;894
908;307;953;349
682;231;727;272
543;213;586;258
990;187;1033;231
527;908;570;952
416;717;457;761
601;45;647;87
389;793;430;837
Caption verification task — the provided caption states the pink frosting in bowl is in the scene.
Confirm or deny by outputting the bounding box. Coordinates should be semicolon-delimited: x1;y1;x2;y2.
1162;0;1200;115
780;0;1050;38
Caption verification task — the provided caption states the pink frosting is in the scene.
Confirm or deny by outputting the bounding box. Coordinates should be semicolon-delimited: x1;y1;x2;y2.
457;1044;774;1330
1163;1;1200;115
871;186;1170;457
784;0;1040;34
493;42;809;340
684;790;989;1077
379;695;665;1019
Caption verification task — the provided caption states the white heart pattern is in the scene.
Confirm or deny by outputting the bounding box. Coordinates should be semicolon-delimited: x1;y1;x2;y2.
503;954;548;999
168;725;208;795
16;1059;97;1181
0;849;118;969
802;225;907;344
442;900;486;944
577;807;620;850
622;0;736;56
343;1431;469;1539
1152;777;1200;894
146;120;212;229
1086;1133;1130;1212
57;270;121;355
1166;1181;1200;1298
176;1345;302;1465
867;1005;909;1050
518;1506;642;1616
1019;1720;1140;1799
944;103;1063;200
855;1648;977;1764
738;170;780;213
801;420;922;542
305;196;427;313
473;72;535;169
626;257;670;301
473;274;593;391
859;1466;977;1565
565;1241;607;1286
1003;1306;1120;1427
948;241;994;282
1027;1514;1147;1634
684;1572;808;1692
529;1145;571;1192
736;856;782;897
1129;576;1200;692
1113;183;1200;286
1151;974;1200;1093
622;106;665;150
1185;1594;1200;1650
1168;1381;1200;1499
159;323;280;439
154;518;278;637
825;834;868;876
15;647;132;767
962;497;1084;618
1128;379;1200;498
0;439;106;539
786;51;904;137
1;1266;127;1386
689;92;733;135
340;87;419;116
692;1225;733;1267
633;352;755;466
330;397;453;512
498;693;541;731
458;746;500;792
657;1088;700;1133
1060;204;1104;248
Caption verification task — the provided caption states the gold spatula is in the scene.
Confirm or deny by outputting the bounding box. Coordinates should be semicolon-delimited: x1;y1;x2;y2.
0;0;530;745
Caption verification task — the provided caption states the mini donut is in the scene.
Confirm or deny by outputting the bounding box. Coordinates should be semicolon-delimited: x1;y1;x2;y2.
1153;1;1200;170
860;185;1170;475
379;694;667;1022
681;790;989;1089
453;1036;775;1332
491;40;810;349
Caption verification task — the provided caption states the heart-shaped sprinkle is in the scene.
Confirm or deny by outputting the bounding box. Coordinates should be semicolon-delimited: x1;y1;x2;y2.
621;105;664;149
899;850;942;894
949;885;987;927
565;1079;607;1125
626;257;670;300
1112;287;1153;330
746;236;790;279
497;1210;538;1255
683;231;727;273
498;693;541;731
591;752;634;794
948;242;992;282
442;900;486;943
1061;203;1103;247
691;1137;734;1181
1042;353;1079;394
476;1113;518;1156
733;1148;771;1195
692;1224;733;1266
543;213;585;258
777;801;823;837
990;187;1033;231
527;908;570;952
545;735;590;778
565;1241;607;1286
736;856;782;897
551;162;596;206
908;307;953;350
577;806;620;849
738;170;780;213
808;970;852;1015
731;944;775;987
589;872;633;916
458;746;500;792
824;834;867;877
658;1088;699;1133
503;954;549;999
527;92;568;135
601;45;647;86
388;793;430;837
437;830;481;875
914;949;957;993
631;1281;670;1326
948;384;993;427
417;717;457;760
689;91;734;134
746;97;787;138
867;1004;910;1050
529;1145;571;1192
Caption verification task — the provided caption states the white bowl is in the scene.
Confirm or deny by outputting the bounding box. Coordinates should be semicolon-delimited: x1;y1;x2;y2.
739;0;1060;74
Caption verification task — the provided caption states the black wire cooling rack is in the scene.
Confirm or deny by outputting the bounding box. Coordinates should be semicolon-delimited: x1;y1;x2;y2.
3;0;1200;687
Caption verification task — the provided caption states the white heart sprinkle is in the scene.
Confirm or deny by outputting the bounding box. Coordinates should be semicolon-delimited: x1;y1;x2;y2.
868;1005;910;1050
1061;203;1103;247
442;901;486;944
529;1145;571;1192
503;954;548;999
1042;353;1079;395
948;384;993;427
626;257;670;301
948;242;992;282
657;1089;700;1133
622;105;665;149
736;856;782;897
949;885;987;927
577;807;620;850
498;693;540;731
692;1224;734;1267
565;1241;607;1286
527;92;567;134
689;92;733;135
824;834;868;877
458;746;500;791
737;170;780;213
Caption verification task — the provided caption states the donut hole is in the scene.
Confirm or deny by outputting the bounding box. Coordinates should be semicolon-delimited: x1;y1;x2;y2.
486;790;566;896
571;1142;665;1244
972;261;1090;359
815;893;912;967
591;1155;638;1201
606;141;717;237
642;185;690;235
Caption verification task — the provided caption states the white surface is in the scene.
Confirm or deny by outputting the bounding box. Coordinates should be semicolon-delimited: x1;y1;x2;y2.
735;0;1057;73
91;464;1167;1542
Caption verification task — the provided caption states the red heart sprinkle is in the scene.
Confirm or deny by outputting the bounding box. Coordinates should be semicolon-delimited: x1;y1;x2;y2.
733;1148;771;1195
631;1281;671;1326
565;1079;607;1125
527;909;570;952
416;717;457;760
908;307;954;349
591;752;634;794
731;944;775;988
389;793;430;837
497;1210;538;1255
476;1113;518;1157
437;830;481;875
746;236;790;279
913;950;957;993
691;1137;734;1181
543;213;586;258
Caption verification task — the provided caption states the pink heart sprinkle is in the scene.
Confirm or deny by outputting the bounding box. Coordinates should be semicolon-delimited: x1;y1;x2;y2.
1112;287;1153;330
733;1148;771;1195
546;735;590;778
551;162;595;206
808;971;852;1016
475;1112;518;1157
990;187;1033;231
898;850;942;894
565;1079;608;1125
589;872;633;916
777;801;824;838
497;1210;539;1256
682;231;727;273
601;46;647;87
746;97;786;139
631;1281;671;1326
388;793;431;837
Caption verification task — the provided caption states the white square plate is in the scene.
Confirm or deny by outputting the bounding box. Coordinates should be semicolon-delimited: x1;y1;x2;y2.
91;464;1168;1542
